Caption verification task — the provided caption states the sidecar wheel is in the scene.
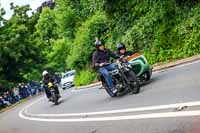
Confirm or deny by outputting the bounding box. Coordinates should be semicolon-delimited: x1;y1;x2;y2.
145;71;151;81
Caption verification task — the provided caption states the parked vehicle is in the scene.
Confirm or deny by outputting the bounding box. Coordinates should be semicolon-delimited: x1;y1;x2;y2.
61;70;76;89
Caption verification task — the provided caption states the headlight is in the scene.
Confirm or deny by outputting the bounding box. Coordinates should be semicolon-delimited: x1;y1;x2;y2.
128;64;132;68
109;69;119;75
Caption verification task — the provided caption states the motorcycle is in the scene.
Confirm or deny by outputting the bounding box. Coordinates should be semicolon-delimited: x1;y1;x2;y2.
127;53;152;84
47;82;60;105
99;58;140;97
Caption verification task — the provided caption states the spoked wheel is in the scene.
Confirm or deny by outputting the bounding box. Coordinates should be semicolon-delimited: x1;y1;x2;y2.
54;96;59;105
130;79;140;94
51;92;58;105
142;71;151;81
126;70;140;94
101;78;117;97
105;87;117;97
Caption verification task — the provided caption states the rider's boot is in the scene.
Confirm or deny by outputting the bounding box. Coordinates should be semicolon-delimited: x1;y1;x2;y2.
112;87;117;94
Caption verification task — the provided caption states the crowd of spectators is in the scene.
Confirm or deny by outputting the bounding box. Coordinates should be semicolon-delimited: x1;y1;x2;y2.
0;80;43;110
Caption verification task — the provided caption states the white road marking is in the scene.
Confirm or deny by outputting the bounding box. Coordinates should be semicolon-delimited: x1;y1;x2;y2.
19;110;200;122
26;101;200;117
19;99;200;122
23;97;45;114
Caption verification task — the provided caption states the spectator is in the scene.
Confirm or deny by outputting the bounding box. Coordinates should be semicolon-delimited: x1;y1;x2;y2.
0;96;7;109
22;83;29;98
0;80;45;111
2;93;11;106
18;83;26;99
31;80;43;94
54;73;61;84
8;90;16;104
12;87;20;102
26;83;33;96
0;97;3;110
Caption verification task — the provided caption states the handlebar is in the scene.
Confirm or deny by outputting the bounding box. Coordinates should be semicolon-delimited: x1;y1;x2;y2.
100;56;127;67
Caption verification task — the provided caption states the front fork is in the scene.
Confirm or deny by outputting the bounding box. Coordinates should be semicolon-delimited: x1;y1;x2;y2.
119;69;131;85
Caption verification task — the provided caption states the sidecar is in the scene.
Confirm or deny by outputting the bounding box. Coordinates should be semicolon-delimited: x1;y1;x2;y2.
127;53;152;83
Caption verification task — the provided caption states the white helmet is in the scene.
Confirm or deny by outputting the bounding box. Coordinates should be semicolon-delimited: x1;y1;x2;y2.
42;70;48;76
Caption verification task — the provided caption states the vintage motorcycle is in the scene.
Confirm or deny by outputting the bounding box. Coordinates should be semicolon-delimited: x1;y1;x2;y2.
127;53;152;84
99;58;140;97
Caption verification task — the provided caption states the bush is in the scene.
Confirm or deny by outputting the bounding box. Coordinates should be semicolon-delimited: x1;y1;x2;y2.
121;1;200;65
67;11;108;70
74;69;97;86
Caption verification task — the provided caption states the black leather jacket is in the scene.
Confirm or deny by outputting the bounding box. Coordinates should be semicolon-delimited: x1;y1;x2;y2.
92;49;119;68
42;75;54;87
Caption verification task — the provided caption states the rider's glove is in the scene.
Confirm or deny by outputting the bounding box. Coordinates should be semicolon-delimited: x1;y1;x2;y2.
99;63;105;67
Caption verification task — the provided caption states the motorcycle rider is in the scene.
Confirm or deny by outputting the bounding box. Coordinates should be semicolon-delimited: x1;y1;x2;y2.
116;42;136;57
42;70;60;100
117;42;152;82
92;39;120;97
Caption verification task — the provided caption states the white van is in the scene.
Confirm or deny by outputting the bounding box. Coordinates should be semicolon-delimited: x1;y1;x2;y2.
61;70;76;89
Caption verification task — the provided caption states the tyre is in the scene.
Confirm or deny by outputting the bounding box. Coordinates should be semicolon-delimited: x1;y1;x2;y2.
55;96;58;105
125;70;140;94
101;78;116;97
145;70;151;81
50;91;58;105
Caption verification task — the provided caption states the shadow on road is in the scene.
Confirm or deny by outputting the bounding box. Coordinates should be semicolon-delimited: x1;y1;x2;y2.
49;97;70;107
139;76;162;93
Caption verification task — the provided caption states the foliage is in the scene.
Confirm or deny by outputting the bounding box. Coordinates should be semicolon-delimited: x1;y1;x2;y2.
0;4;44;83
67;12;108;69
74;69;97;86
45;38;71;72
54;0;77;39
0;0;200;90
35;7;57;43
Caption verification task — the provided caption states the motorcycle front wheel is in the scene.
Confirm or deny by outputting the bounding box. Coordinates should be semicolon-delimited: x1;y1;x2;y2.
125;70;140;94
51;91;58;105
101;77;117;97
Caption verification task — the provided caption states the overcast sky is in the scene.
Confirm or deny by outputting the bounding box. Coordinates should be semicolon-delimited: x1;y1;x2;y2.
0;0;46;19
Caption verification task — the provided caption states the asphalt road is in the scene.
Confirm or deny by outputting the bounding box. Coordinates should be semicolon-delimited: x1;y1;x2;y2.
1;61;200;133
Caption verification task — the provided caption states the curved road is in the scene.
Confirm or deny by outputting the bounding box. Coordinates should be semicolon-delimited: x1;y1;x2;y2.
1;61;200;133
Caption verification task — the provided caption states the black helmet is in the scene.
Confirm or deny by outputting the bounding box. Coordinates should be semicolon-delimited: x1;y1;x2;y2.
117;43;126;51
95;40;104;48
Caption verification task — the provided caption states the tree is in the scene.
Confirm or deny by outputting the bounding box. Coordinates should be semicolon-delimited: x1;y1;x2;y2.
67;12;108;69
54;0;77;39
35;7;57;44
0;3;6;26
0;4;44;82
